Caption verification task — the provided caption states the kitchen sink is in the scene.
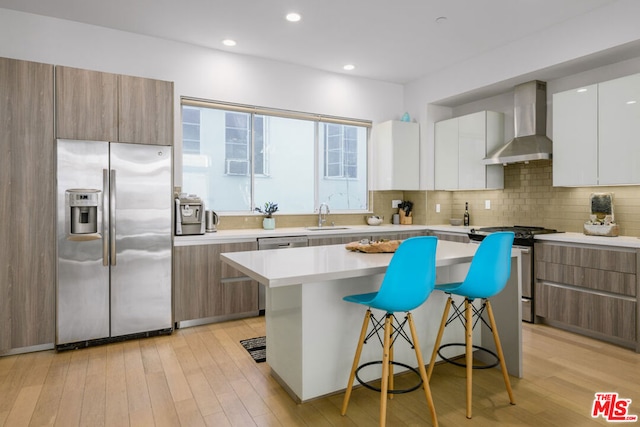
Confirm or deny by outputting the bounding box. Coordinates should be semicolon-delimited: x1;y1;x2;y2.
305;226;350;231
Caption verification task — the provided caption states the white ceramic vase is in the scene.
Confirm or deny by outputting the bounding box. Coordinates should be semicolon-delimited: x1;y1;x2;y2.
263;217;275;230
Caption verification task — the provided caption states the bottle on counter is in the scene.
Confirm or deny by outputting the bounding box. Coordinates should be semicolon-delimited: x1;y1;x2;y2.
463;202;470;226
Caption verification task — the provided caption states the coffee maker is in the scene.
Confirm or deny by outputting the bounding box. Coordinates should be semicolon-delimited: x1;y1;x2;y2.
175;194;205;235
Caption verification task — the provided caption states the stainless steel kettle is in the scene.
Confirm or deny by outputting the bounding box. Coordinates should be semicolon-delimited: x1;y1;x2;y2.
205;210;219;232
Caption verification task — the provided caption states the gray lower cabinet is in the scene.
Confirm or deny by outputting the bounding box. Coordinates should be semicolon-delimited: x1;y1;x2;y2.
308;234;371;246
0;57;56;353
307;230;429;247
371;230;429;241
175;229;431;326
535;242;638;350
174;241;258;325
428;230;471;243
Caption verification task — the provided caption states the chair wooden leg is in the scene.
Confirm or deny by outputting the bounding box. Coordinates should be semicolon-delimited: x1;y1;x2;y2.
379;314;393;427
486;300;515;405
407;313;439;427
341;309;372;416
427;296;452;379
389;321;395;401
465;299;473;419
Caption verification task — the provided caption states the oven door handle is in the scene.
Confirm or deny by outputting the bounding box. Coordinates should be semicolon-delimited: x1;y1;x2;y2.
469;239;532;254
513;246;531;254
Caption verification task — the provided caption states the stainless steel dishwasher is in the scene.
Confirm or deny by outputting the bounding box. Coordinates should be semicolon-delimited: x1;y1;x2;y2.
257;236;309;313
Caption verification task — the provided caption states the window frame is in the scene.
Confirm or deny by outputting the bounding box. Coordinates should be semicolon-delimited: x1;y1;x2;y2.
181;97;372;214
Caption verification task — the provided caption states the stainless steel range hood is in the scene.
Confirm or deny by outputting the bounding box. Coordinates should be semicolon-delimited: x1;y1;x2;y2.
483;80;552;165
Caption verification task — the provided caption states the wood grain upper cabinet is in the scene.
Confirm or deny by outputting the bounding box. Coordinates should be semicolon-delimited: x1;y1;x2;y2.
119;75;174;146
56;67;173;145
1;58;56;353
55;66;118;141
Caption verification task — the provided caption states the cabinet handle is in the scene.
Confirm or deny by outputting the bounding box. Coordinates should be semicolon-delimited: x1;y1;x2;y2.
102;169;109;266
110;169;116;266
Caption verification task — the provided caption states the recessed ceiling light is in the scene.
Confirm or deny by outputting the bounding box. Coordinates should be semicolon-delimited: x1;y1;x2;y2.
627;100;637;105
343;64;355;71
435;16;447;24
577;88;588;93
222;39;237;47
286;12;301;22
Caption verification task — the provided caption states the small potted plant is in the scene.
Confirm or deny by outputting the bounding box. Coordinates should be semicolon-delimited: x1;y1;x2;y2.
255;202;279;230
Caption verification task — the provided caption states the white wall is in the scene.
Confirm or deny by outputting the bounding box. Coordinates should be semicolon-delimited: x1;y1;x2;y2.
405;0;640;190
0;8;404;186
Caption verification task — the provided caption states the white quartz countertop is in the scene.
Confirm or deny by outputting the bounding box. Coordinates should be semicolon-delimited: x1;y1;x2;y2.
533;232;640;248
175;222;640;249
220;239;481;288
174;224;433;246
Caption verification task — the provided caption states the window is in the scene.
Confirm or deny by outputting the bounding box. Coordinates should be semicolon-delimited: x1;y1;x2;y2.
181;99;370;213
224;112;250;175
182;107;200;154
324;124;358;179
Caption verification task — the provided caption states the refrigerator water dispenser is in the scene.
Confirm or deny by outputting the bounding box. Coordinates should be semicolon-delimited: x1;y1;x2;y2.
67;189;100;235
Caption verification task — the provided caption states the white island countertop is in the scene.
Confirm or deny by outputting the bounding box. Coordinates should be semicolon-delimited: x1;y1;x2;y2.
221;239;480;288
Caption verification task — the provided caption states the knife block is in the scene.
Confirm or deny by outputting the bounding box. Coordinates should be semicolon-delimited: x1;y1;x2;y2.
399;210;413;225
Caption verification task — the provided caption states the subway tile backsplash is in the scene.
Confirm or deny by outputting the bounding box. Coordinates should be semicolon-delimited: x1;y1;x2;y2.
405;160;640;236
202;160;640;235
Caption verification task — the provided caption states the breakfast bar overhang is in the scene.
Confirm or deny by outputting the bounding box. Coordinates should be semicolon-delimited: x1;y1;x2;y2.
221;239;522;402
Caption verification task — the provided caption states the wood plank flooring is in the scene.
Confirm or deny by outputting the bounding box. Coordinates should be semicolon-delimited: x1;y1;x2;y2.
1;318;639;426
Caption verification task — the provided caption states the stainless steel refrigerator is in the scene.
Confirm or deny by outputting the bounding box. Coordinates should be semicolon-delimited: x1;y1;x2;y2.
56;139;173;348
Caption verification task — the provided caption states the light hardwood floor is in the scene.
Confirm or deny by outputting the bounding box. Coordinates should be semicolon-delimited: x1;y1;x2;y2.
1;318;638;426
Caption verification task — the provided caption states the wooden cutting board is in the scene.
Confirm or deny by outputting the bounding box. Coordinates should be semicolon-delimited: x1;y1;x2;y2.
345;239;401;253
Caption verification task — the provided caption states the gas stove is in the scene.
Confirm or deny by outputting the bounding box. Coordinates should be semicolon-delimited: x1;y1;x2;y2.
467;225;562;323
468;225;561;247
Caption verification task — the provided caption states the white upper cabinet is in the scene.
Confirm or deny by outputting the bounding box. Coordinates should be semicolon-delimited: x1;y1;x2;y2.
553;73;640;186
552;84;598;186
371;120;420;190
434;111;504;190
434;117;458;190
598;73;640;185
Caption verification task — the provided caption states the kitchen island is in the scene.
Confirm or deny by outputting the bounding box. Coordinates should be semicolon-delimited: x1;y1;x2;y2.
221;239;522;402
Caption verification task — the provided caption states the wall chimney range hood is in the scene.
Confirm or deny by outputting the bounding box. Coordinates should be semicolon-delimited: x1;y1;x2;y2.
483;80;552;165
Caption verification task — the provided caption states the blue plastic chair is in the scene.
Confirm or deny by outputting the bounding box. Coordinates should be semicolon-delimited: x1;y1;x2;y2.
427;231;516;419
341;236;438;427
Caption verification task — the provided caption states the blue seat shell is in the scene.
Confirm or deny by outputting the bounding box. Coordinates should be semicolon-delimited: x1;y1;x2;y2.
434;232;514;300
343;236;438;313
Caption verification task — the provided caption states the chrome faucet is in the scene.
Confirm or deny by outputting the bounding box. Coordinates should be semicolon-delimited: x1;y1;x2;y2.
318;203;330;227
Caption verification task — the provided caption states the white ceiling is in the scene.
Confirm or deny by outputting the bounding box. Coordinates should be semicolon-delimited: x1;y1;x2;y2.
0;0;622;85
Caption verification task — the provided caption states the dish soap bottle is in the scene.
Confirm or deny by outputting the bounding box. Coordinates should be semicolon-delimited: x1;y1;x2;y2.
463;202;470;226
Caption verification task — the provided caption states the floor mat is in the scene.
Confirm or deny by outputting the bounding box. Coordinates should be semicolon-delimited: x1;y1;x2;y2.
239;336;266;363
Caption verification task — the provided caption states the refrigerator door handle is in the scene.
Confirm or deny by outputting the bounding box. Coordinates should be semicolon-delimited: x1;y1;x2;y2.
103;169;109;266
110;169;117;266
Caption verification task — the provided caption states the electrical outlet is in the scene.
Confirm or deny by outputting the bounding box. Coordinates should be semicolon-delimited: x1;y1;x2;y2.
392;199;402;208
485;200;491;209
436;204;441;213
